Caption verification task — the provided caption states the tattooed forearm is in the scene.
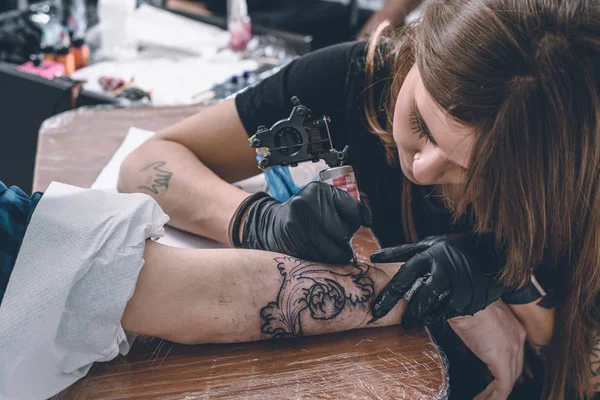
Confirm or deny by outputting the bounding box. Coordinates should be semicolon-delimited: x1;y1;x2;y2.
260;257;375;339
137;161;173;195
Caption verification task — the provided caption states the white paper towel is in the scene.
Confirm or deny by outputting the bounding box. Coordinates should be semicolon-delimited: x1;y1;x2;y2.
0;182;169;400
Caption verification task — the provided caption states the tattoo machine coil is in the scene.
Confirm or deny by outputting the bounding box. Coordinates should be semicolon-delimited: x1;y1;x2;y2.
249;97;360;200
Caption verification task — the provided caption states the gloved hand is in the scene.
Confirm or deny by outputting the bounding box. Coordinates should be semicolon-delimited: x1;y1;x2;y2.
369;234;506;329
237;182;372;264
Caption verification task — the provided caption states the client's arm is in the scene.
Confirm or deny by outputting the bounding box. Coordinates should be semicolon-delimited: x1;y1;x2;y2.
122;241;405;344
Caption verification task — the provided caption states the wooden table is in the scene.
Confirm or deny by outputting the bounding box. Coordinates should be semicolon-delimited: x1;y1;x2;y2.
35;106;448;399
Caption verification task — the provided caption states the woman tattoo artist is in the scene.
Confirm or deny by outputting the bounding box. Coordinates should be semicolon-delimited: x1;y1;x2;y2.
119;0;600;398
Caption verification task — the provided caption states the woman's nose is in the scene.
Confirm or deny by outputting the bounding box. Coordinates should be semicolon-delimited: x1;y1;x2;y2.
412;147;447;184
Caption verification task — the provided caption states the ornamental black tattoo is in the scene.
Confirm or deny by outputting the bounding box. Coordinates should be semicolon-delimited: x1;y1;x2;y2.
138;161;173;195
260;257;375;339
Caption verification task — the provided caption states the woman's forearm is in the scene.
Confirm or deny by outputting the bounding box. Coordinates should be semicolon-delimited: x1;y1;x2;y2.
118;99;261;244
118;139;250;244
122;241;405;344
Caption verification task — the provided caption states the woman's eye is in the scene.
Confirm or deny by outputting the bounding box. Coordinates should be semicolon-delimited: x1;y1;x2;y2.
409;112;433;144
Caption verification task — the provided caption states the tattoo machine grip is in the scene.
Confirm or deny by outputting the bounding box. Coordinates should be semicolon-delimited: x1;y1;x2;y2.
319;165;360;201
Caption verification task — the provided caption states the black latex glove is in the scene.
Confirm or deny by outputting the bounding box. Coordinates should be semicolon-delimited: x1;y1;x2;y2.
370;234;506;329
241;182;372;264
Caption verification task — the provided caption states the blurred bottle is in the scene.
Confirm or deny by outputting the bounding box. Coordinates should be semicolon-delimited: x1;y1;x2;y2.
97;0;138;60
228;0;252;52
69;0;89;69
55;26;75;75
67;0;87;38
72;36;89;69
41;30;56;62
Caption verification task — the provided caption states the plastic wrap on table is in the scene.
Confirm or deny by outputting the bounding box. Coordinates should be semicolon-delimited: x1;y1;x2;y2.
54;326;449;399
34;104;207;192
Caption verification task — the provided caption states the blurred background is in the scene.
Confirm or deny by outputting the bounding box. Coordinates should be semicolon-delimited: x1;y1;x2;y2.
0;0;423;193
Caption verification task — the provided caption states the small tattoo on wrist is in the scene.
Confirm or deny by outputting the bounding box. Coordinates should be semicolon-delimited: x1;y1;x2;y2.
138;161;173;195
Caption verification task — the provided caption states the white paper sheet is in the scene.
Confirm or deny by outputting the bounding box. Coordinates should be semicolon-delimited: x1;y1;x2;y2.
0;182;169;400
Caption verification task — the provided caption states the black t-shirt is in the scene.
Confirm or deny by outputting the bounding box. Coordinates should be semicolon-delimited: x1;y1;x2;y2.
236;41;469;248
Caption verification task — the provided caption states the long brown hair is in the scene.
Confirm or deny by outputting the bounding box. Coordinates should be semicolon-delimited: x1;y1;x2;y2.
364;0;600;398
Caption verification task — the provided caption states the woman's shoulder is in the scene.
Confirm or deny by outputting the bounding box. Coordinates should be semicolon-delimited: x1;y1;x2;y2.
296;41;368;68
284;39;395;97
285;41;371;98
235;41;372;138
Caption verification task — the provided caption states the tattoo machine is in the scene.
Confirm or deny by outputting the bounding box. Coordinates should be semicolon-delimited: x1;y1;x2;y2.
248;96;360;201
